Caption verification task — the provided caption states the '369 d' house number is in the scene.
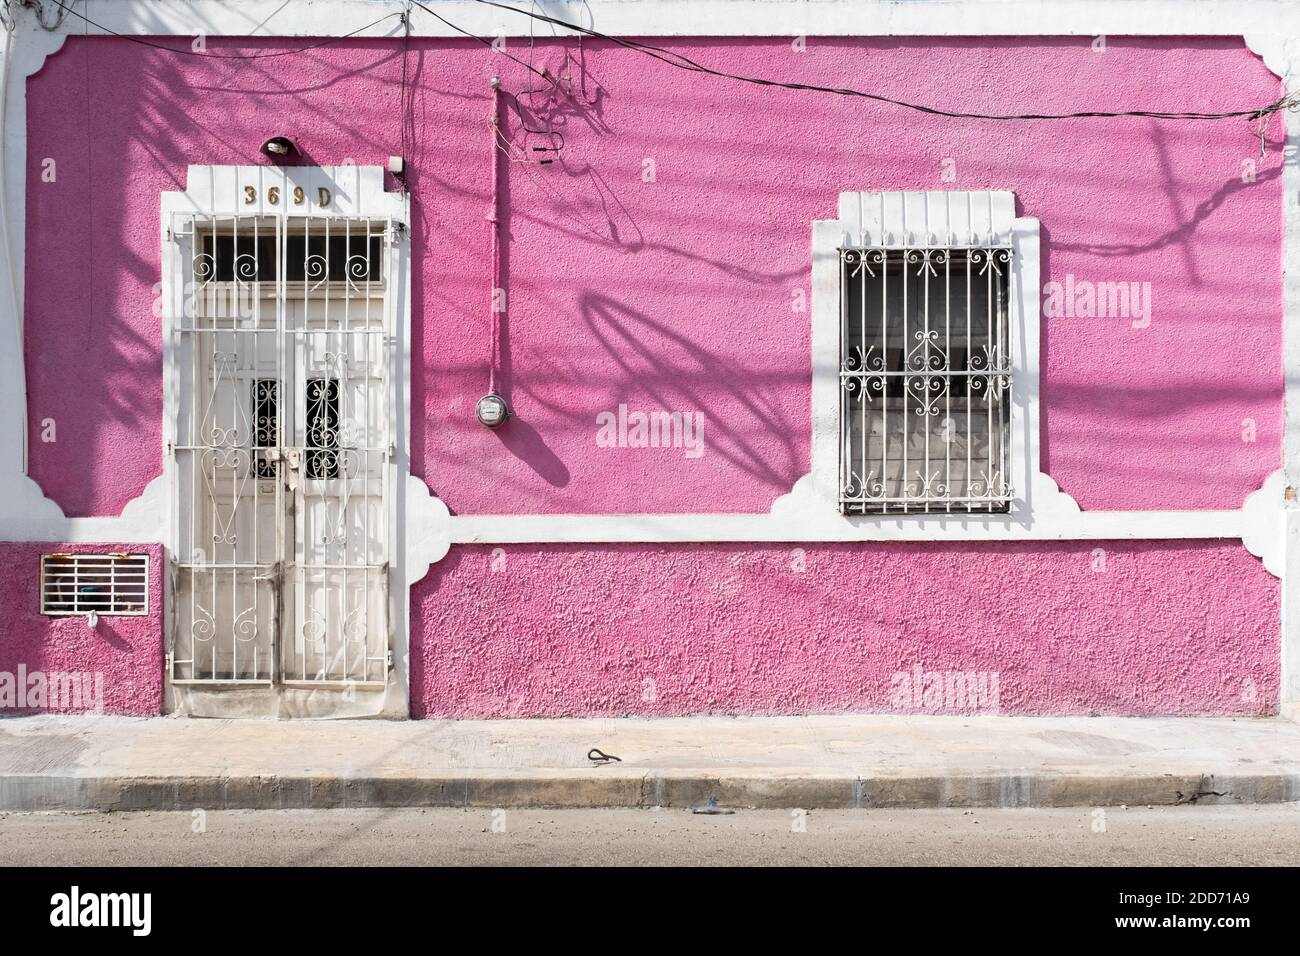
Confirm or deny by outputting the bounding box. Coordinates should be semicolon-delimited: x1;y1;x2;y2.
243;185;333;207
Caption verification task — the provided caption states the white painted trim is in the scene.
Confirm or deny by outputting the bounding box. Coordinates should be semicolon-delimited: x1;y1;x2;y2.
807;190;1067;528
1273;40;1300;716
448;501;1246;546
35;1;1300;42
388;198;415;717
1243;470;1286;576
175;164;393;216
0;18;67;535
406;475;452;586
1283;512;1300;720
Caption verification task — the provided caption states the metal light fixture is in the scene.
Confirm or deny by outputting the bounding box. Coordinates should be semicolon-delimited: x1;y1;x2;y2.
260;136;296;158
475;392;510;429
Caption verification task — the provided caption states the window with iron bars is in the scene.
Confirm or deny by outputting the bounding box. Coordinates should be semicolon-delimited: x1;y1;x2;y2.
839;245;1012;514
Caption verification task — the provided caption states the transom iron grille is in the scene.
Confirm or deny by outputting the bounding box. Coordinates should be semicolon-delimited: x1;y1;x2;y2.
839;245;1012;514
171;213;392;685
41;554;149;616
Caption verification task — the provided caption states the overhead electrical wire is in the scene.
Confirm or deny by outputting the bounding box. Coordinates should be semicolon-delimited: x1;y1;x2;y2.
457;0;1297;123
409;0;567;160
409;0;555;87
35;0;1293;123
513;1;567;162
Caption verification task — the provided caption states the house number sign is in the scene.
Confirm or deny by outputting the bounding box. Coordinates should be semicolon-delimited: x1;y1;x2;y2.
243;185;333;207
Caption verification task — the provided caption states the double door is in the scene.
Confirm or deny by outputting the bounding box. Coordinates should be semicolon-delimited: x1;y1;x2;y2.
170;215;391;688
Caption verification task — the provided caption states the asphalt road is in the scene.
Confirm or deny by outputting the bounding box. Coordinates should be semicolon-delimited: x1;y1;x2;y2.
2;804;1298;865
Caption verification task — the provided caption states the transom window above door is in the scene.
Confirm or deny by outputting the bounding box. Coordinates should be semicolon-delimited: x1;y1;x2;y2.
196;231;385;284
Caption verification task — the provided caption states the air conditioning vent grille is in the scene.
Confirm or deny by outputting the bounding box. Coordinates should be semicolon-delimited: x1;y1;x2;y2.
40;553;149;616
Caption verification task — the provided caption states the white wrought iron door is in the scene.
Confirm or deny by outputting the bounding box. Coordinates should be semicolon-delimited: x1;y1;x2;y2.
171;213;391;688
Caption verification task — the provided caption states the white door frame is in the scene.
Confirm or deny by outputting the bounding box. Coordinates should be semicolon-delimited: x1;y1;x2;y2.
161;164;411;718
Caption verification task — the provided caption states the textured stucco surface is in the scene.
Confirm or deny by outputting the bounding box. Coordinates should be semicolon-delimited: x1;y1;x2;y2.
413;541;1279;718
0;543;163;715
22;35;1283;517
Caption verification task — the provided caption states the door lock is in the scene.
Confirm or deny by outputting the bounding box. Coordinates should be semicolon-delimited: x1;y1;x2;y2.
253;562;282;584
283;449;302;491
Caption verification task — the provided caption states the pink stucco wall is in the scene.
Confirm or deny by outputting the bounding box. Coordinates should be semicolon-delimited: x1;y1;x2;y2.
14;35;1286;718
414;541;1279;718
22;35;1282;517
0;543;163;715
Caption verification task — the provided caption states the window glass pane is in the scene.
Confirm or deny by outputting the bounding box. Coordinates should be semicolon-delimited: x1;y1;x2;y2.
198;234;383;283
306;377;340;480
252;378;278;479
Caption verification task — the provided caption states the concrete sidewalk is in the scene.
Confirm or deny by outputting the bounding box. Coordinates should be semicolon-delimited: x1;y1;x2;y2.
1;713;1299;811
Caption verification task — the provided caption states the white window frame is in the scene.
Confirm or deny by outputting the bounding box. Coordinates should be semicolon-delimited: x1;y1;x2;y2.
159;164;415;716
810;190;1053;528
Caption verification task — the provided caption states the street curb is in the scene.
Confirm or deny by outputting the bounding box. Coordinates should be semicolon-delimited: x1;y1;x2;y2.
2;770;1297;811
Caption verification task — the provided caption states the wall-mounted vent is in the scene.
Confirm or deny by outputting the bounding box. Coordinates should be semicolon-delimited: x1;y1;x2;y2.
40;554;149;616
